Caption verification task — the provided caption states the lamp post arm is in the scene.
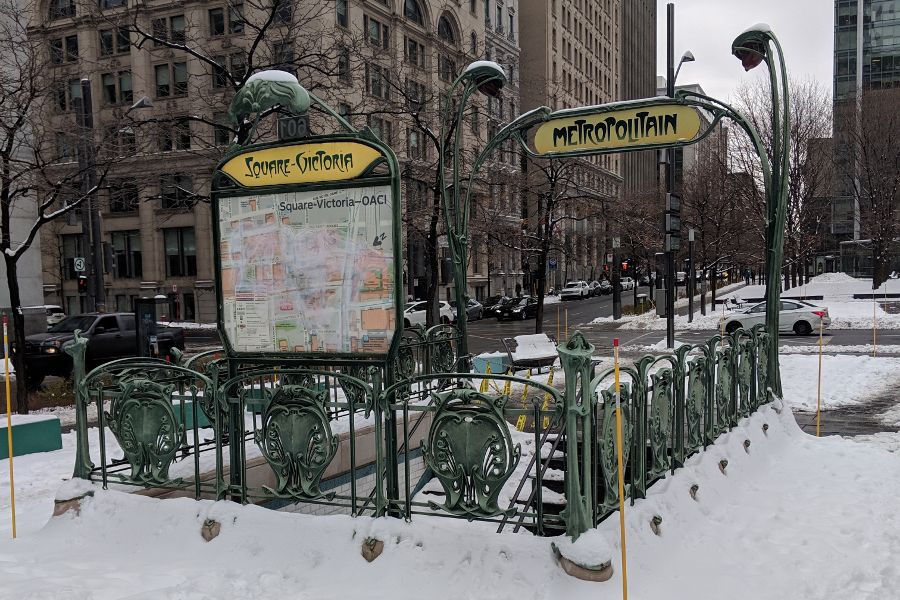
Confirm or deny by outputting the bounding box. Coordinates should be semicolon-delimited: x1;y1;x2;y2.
308;91;358;134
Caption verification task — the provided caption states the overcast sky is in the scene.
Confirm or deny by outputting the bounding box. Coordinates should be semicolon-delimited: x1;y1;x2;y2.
655;0;834;103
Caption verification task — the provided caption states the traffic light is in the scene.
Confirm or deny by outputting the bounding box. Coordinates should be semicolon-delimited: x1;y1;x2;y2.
621;262;629;271
77;275;88;294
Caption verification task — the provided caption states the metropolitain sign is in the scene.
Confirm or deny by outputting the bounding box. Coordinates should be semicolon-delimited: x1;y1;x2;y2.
533;104;703;156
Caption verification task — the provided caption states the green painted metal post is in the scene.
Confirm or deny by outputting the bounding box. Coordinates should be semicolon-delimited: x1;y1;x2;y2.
64;332;93;479
556;331;595;540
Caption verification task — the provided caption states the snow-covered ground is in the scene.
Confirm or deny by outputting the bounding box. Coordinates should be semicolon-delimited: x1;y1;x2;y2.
780;354;900;411
1;402;899;599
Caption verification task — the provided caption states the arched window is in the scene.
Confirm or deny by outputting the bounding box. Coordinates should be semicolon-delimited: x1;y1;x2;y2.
438;15;457;45
404;0;424;25
470;32;477;55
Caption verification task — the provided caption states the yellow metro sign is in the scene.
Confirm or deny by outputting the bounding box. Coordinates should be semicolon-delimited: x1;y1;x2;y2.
533;104;703;155
220;141;382;187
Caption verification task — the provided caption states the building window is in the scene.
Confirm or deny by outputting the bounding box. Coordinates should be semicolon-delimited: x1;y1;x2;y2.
405;78;425;111
495;2;503;32
438;15;457;45
102;73;117;104
439;55;456;82
164;227;197;277
100;0;127;8
49;38;63;64
365;63;390;99
160;174;193;209
209;8;225;36
111;230;142;278
55;132;74;162
508;11;514;39
231;53;247;81
404;36;425;68
368;116;392;144
274;0;292;23
55;78;82;112
155;62;187;97
337;47;351;82
404;0;424;25
61;234;83;279
48;0;75;20
213;113;232;146
470;32;477;55
484;0;489;24
212;56;229;88
274;41;294;73
65;35;78;61
229;3;244;33
158;120;191;151
470;0;476;13
336;0;348;27
407;129;425;160
109;179;138;213
364;14;389;49
152;15;185;45
100;27;131;56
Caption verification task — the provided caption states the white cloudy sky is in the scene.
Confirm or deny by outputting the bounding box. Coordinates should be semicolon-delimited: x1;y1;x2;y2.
655;0;834;103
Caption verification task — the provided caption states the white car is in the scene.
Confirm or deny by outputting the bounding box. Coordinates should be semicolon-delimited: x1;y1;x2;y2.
723;300;831;336
560;280;589;300
21;304;65;328
619;277;636;291
404;301;454;327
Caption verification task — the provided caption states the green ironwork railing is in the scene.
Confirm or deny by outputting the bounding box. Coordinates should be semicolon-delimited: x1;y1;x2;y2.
67;325;771;540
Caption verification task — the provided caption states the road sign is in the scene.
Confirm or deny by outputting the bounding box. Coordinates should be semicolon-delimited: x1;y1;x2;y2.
612;237;620;249
606;253;613;263
549;258;558;270
73;257;86;272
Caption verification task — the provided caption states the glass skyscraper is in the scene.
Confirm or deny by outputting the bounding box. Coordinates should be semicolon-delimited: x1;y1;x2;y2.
833;0;900;242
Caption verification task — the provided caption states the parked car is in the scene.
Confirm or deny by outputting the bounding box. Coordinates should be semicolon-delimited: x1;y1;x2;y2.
22;313;185;389
487;296;517;318
21;305;66;328
496;296;539;320
560;280;590;300
723;301;831;336
620;277;636;291
588;281;602;297
481;295;507;313
450;298;483;321
404;301;454;327
599;280;613;295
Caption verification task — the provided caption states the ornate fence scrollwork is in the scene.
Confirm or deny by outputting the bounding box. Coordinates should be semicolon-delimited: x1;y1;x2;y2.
255;384;339;500
421;387;521;519
105;378;183;485
685;358;707;452
648;367;674;479
598;383;634;514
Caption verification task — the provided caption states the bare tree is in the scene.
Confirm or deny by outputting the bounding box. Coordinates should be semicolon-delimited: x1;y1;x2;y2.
0;0;116;410
731;77;833;289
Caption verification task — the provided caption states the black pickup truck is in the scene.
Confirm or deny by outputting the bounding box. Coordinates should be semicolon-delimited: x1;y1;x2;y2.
22;313;185;388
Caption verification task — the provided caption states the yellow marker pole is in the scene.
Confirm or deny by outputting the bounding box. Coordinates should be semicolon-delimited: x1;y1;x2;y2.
816;317;824;437
541;367;555;430
720;300;726;338
515;369;532;431
3;315;16;539
557;305;560;343
613;338;628;599
479;361;491;393
502;367;512;396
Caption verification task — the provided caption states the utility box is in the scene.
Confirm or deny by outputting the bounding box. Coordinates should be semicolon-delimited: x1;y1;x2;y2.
655;289;667;316
134;297;167;358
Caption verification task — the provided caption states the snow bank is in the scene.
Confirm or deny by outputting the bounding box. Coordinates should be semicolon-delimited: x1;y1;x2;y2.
780;354;900;410
4;401;900;599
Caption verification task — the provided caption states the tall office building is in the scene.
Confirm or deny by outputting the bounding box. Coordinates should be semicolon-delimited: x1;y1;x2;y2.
518;0;623;287
833;0;900;244
33;0;521;319
620;0;657;198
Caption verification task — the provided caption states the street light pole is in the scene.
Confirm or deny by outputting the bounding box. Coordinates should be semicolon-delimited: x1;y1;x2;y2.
664;4;676;348
75;78;104;313
732;25;792;399
688;228;695;322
